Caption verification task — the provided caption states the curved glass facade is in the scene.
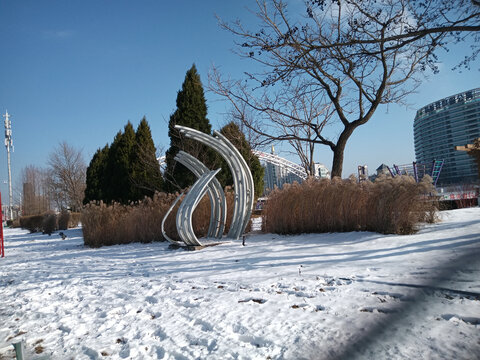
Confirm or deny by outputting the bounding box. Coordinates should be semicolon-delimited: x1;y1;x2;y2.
414;88;480;185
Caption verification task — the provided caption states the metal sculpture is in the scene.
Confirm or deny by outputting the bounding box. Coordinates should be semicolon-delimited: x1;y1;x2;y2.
176;169;221;246
175;151;226;239
161;126;254;247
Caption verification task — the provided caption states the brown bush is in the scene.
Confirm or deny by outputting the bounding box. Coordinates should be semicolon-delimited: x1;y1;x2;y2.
263;175;437;235
58;210;82;230
19;214;45;233
42;212;57;235
69;212;82;228
19;212;60;234
10;218;21;228
58;210;70;230
81;190;241;248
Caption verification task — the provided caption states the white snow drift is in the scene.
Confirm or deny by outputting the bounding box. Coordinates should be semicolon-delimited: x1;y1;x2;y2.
1;208;479;359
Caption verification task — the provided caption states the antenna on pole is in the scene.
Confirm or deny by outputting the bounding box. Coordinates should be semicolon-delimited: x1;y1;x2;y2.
3;110;13;221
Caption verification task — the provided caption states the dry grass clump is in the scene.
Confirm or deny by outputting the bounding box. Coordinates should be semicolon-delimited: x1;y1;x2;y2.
82;192;177;247
19;214;45;233
58;210;82;230
263;175;437;235
42;211;57;235
58;210;70;230
20;212;57;234
82;189;239;248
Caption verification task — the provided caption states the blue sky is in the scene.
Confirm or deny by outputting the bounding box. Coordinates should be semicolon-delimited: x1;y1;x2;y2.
0;0;478;198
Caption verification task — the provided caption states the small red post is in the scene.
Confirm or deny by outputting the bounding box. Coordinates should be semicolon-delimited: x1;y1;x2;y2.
0;192;4;258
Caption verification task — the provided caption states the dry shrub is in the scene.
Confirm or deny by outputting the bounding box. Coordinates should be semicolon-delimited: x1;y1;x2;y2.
19;212;60;234
9;219;21;228
263;175;437;235
69;212;81;227
20;214;45;233
42;212;57;235
58;210;81;230
58;210;70;230
81;189;240;248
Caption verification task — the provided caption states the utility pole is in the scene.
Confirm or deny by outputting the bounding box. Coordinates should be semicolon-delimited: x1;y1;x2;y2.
3;111;13;221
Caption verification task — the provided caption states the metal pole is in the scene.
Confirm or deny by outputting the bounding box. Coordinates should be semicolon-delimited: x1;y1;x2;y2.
3;111;13;221
12;340;25;360
7;143;12;220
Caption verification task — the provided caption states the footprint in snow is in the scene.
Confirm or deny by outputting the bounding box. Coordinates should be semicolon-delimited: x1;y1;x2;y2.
153;327;167;341
193;318;214;332
237;334;271;348
145;296;158;304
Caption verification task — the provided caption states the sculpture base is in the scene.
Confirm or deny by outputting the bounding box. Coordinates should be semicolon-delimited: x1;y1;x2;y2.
168;241;229;251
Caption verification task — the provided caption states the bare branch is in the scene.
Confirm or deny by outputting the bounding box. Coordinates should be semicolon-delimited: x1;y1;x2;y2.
213;0;480;177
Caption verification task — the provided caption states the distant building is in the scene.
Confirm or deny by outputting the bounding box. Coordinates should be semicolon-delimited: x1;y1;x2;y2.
314;163;330;179
376;164;390;176
256;147;330;195
357;165;368;182
414;88;480;185
261;146;303;194
367;163;392;182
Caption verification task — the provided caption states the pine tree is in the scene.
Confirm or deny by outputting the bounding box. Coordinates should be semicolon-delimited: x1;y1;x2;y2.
103;131;122;203
164;64;213;191
131;117;164;200
84;144;109;204
218;122;264;198
104;122;136;203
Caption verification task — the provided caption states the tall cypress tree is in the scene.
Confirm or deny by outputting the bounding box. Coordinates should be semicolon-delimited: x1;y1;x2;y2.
103;131;122;203
84;144;109;204
104;122;136;203
218;122;265;198
164;64;213;191
131;117;164;199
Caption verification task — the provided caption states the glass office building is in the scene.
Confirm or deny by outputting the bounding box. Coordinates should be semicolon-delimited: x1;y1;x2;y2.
414;88;480;185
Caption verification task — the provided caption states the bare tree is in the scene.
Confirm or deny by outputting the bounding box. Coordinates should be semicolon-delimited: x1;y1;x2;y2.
20;165;51;215
212;0;480;177
48;142;86;212
210;69;334;176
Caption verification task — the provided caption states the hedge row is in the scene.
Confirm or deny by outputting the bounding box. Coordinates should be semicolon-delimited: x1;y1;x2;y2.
19;211;81;235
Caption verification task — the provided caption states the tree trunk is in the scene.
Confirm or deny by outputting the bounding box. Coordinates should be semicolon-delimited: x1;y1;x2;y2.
331;146;345;178
330;126;356;178
332;123;360;179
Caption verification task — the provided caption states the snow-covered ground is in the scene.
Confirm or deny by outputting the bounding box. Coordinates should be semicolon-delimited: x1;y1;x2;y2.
1;208;479;360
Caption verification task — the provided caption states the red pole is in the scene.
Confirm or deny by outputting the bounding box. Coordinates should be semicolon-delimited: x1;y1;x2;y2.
0;192;4;258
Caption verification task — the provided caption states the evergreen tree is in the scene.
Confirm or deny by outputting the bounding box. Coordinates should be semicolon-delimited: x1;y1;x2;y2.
164;64;213;191
104;122;136;203
103;131;122;203
218;122;264;198
131;117;164;199
84;144;109;204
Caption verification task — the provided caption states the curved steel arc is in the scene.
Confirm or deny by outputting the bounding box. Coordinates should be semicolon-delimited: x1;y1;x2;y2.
161;192;185;245
176;169;221;246
213;131;255;236
175;151;226;238
175;152;219;237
